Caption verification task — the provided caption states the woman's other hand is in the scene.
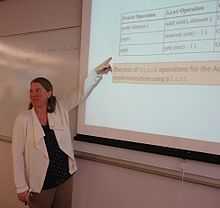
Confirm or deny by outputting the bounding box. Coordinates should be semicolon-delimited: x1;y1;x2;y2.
17;190;29;204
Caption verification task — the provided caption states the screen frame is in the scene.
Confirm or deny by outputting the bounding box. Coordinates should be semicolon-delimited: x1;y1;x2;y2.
78;0;220;163
75;134;220;164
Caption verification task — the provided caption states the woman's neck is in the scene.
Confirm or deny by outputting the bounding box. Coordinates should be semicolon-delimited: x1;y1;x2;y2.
34;106;48;125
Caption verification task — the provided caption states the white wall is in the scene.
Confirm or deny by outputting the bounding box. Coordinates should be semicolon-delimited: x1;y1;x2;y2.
72;158;220;208
1;140;219;208
0;141;23;207
72;140;220;208
0;0;81;35
0;0;81;207
0;0;81;138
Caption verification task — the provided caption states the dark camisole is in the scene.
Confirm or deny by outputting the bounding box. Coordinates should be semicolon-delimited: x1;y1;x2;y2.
42;124;71;190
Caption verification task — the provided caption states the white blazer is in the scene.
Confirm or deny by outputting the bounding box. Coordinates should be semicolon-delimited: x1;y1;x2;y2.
12;70;102;193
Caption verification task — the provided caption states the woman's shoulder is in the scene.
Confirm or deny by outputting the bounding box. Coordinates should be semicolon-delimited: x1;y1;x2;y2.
15;110;32;122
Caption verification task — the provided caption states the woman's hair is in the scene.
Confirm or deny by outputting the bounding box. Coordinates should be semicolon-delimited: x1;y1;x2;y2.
28;77;57;113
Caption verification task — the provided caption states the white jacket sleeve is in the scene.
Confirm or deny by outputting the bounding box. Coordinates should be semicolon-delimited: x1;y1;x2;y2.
62;69;103;112
12;114;29;193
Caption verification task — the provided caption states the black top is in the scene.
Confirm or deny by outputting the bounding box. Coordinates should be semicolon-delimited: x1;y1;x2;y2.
42;124;71;190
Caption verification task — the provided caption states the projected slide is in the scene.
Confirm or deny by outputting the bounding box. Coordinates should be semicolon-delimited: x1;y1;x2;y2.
79;0;220;154
115;1;220;85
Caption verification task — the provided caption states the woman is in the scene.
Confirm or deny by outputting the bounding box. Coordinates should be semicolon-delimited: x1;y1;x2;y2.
12;59;111;208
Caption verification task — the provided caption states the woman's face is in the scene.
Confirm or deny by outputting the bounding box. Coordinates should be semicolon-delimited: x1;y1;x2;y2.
30;82;51;109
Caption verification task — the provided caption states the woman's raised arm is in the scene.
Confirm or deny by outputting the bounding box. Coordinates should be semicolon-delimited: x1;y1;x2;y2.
61;57;112;112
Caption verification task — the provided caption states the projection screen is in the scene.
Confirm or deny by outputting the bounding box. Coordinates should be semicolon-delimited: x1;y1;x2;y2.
77;0;220;157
